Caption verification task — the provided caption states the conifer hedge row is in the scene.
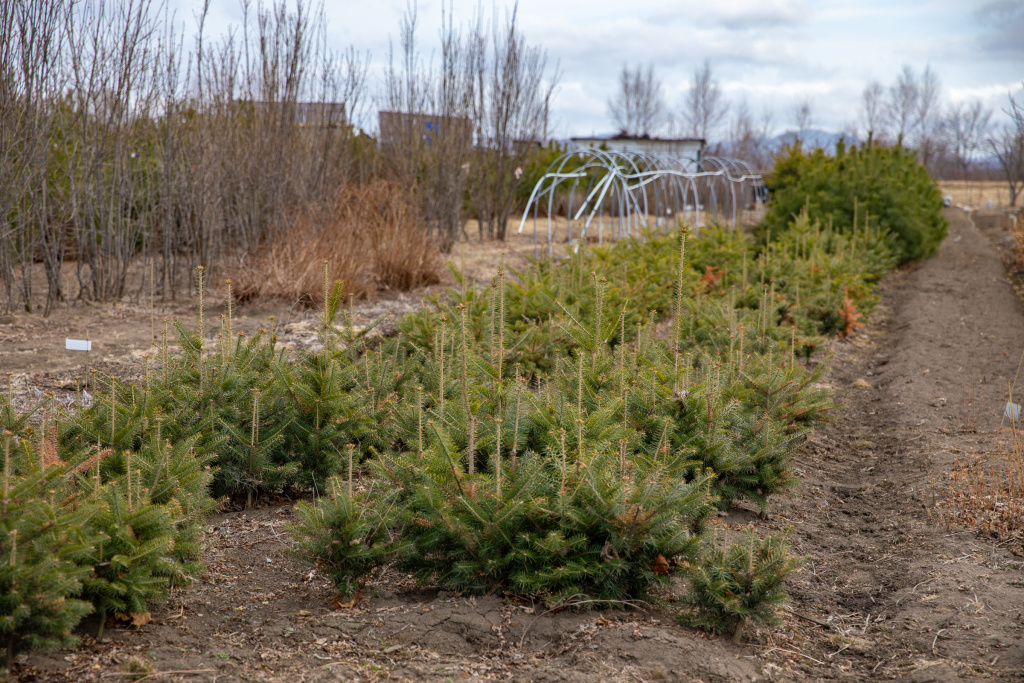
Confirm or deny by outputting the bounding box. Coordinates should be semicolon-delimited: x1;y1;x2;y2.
291;213;896;630
762;142;947;263
2;204;906;664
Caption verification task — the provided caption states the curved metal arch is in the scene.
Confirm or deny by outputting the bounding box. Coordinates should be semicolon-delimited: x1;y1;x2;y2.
519;148;766;256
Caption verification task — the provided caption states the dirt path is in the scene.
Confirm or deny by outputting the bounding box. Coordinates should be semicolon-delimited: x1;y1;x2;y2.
12;208;1024;682
770;207;1024;681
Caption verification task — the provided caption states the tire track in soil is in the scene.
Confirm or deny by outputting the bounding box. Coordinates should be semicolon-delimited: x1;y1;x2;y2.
770;208;1024;681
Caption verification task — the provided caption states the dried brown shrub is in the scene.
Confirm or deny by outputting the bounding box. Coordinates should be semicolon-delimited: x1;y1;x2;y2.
232;181;441;306
937;420;1024;553
41;424;61;469
1014;212;1024;269
838;288;863;338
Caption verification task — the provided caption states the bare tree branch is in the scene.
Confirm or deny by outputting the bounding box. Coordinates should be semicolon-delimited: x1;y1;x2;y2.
942;99;993;183
988;84;1024;206
861;80;885;143
607;63;666;137
791;97;813;133
886;64;919;146
681;60;726;142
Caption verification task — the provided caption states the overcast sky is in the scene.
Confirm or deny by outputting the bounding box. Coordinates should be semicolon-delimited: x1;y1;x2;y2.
182;0;1024;138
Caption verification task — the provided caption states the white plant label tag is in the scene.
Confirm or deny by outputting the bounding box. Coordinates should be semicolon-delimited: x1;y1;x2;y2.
66;339;92;351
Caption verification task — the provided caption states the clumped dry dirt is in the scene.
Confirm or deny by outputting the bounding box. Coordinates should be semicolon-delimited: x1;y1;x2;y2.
20;506;761;682
5;208;1024;682
758;207;1024;681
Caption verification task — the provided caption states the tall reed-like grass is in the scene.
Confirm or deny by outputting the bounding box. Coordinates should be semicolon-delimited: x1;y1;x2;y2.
232;181;441;306
1013;212;1024;270
939;409;1024;547
940;212;1024;548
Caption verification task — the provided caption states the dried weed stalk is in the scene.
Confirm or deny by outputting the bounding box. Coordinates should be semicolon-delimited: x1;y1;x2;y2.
232;181;441;306
938;418;1024;553
1013;212;1024;270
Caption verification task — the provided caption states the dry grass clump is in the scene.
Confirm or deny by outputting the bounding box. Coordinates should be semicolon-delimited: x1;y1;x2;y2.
232;181;441;306
938;212;1024;552
1013;212;1024;270
938;421;1024;553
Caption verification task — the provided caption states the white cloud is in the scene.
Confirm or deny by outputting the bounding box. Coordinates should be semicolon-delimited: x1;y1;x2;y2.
948;82;1024;102
168;0;1023;136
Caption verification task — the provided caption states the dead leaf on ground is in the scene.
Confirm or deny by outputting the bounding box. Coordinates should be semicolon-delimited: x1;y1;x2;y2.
332;589;364;609
113;611;152;627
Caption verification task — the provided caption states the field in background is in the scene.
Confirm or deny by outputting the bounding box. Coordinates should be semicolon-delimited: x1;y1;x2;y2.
937;180;1017;208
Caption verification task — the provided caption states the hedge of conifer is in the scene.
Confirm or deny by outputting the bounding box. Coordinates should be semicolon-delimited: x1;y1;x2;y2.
762;141;947;263
2;198;920;665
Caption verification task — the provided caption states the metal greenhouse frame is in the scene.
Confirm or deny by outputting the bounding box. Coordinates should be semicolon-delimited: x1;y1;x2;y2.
518;148;766;257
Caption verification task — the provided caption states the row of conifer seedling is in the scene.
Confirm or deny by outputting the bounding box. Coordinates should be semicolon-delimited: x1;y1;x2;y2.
1;213;897;666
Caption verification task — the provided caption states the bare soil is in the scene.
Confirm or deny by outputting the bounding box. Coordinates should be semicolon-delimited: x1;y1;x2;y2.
0;217;577;392
5;208;1024;682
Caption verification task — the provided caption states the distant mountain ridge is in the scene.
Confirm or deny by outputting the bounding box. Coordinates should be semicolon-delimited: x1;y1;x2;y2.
561;129;863;159
770;129;861;152
713;129;861;158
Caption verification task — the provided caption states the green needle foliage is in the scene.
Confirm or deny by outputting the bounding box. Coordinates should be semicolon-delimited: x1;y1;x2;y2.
217;389;293;508
80;483;177;635
684;526;803;643
5;180;909;644
129;427;216;581
0;432;97;672
291;480;398;597
74;422;212;635
2;382;215;667
370;422;717;606
294;233;840;609
763;141;947;263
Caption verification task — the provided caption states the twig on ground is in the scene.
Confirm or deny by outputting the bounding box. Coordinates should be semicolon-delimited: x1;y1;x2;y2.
911;577;937;593
828;643;850;658
931;628;948;654
785;607;837;631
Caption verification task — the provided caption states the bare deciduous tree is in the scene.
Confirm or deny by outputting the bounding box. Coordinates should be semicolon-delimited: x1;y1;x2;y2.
0;0;70;313
791;97;813;133
728;97;754;152
379;3;556;246
915;65;942;169
166;0;367;296
681;60;727;142
861;80;885;143
607;63;666;137
943;99;992;184
0;0;372;312
380;4;477;251
469;6;558;241
726;97;774;169
989;86;1024;206
886;64;919;146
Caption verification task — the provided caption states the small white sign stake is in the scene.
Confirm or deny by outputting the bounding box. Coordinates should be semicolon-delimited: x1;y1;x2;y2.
67;329;93;396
